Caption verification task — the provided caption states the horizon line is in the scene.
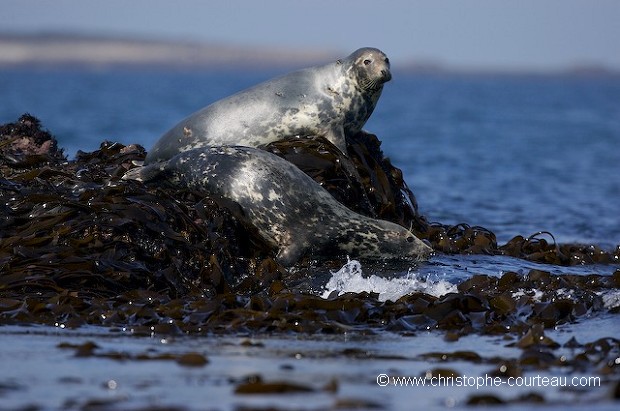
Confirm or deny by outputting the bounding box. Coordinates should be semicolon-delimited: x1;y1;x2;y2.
1;31;618;76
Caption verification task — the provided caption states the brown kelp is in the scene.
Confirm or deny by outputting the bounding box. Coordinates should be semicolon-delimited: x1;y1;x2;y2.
0;114;618;335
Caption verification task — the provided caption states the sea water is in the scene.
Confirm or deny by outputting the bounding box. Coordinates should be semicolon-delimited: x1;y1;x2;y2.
1;67;619;410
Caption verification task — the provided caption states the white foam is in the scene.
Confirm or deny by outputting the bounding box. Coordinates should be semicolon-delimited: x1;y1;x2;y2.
598;290;620;310
320;258;457;302
511;289;544;301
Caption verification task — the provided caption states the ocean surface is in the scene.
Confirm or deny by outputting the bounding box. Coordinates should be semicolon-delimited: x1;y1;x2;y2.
1;67;619;410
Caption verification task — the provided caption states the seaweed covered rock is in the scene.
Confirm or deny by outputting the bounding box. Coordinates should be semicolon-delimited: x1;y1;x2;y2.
0;113;66;168
423;222;620;264
499;231;619;265
1;113;619;306
1;136;280;299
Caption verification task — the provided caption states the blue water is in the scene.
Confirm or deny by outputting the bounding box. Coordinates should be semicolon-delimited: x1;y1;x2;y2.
1;68;619;249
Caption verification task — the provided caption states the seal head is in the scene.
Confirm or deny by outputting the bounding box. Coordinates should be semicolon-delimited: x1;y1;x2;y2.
337;47;391;143
145;47;392;164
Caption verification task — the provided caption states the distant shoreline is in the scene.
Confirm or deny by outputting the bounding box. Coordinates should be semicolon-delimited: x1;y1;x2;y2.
1;32;618;76
0;32;338;71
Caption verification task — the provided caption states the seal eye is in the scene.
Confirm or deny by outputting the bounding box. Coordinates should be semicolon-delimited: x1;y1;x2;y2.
406;236;414;243
363;59;372;66
385;57;390;65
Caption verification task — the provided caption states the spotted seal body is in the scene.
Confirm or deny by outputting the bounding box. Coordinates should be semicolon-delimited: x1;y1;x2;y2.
145;47;391;163
126;147;431;266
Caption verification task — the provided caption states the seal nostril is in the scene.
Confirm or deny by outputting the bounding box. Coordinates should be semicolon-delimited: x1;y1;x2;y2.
407;236;414;243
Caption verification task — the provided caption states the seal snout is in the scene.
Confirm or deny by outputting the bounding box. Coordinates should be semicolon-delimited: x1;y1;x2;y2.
381;68;392;83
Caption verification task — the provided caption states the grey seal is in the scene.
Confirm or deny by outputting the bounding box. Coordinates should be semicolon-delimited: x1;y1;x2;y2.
125;147;431;266
145;47;391;163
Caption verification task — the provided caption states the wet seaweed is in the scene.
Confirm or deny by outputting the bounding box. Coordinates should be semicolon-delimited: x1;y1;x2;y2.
1;114;618;339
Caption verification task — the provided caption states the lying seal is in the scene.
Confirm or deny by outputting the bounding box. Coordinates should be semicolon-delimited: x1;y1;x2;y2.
145;47;391;163
125;147;431;266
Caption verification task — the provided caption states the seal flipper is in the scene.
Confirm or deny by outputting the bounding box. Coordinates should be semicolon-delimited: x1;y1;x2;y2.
324;125;347;153
276;242;307;267
122;162;168;182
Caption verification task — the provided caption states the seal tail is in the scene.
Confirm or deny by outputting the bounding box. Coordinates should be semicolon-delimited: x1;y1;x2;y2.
121;162;167;182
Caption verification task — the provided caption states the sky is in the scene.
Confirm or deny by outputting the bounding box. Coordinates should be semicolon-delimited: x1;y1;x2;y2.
2;0;620;71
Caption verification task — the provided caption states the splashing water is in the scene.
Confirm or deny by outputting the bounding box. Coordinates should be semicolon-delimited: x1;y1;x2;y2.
321;258;457;302
599;290;620;310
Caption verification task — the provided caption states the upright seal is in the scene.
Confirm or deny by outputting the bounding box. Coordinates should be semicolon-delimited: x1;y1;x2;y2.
126;147;431;266
145;47;391;163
